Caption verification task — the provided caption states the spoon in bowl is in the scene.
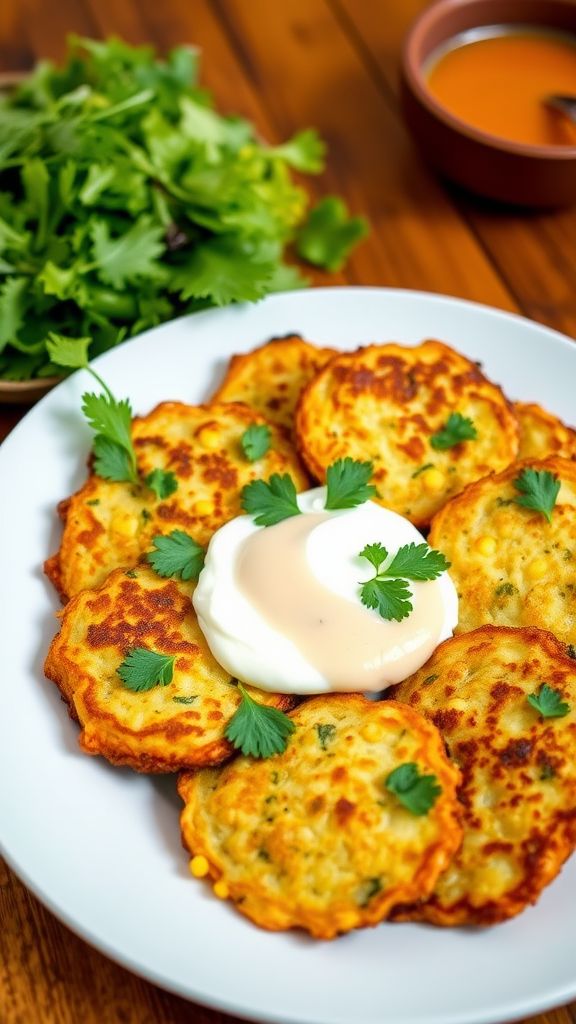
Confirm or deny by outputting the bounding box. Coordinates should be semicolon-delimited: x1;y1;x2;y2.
545;95;576;125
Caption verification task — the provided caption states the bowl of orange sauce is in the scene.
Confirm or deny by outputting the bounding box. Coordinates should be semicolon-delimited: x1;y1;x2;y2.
401;0;576;206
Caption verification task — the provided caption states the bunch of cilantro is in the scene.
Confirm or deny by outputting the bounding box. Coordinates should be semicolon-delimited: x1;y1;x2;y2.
0;36;367;381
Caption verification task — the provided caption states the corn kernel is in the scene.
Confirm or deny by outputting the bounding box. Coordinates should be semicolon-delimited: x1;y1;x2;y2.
475;536;497;556
197;425;221;449
526;557;547;580
361;721;382;743
110;512;138;539
422;468;445;493
189;855;209;878
193;499;212;516
213;880;229;899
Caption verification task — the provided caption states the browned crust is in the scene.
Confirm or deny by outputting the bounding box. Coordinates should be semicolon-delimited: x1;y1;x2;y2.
44;566;296;774
295;339;519;528
44;399;309;603
178;694;462;938
390;625;576;925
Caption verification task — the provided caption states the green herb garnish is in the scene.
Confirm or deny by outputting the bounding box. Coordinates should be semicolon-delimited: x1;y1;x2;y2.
527;683;570;719
412;463;434;479
117;647;176;692
0;38;366;383
295;196;368;272
385;762;441;816
359;541;450;622
430;413;477;450
241;473;301;526
46;333;140;486
241;424;271;462
47;333;176;495
145;469;178;500
513;468;560;523
316;723;337;751
172;695;197;705
325;457;376;510
225;683;295;759
146;530;205;581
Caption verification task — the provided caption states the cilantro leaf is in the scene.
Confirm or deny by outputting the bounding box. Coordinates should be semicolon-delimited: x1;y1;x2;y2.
225;683;295;758
296;196;368;272
385;542;450;580
0;277;28;354
81;384;139;484
359;542;388;572
147;530;205;581
46;332;91;370
358;541;448;622
0;38;367;382
171;237;275;306
241;473;301;527
430;413;477;450
385;763;442;816
90;217;165;289
92;435;136;483
82;390;133;453
527;683;570;719
325;457;376;510
241;423;271;462
361;577;412;622
145;468;178;500
117;648;176;692
270;129;325;173
513;468;560;523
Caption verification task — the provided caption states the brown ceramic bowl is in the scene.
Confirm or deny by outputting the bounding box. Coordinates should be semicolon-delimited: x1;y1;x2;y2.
0;71;62;405
401;0;576;206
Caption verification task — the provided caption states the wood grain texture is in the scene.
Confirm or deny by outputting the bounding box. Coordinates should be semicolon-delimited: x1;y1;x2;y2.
0;1;575;1022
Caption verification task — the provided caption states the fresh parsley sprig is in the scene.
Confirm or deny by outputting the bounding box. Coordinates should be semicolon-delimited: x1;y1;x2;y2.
359;541;450;622
513;467;560;523
527;683;570;719
47;332;178;498
430;412;477;450
225;683;295;758
241;473;301;526
48;334;140;485
117;647;176;692
325;457;376;509
385;762;442;816
242;458;377;528
146;530;205;580
241;424;271;462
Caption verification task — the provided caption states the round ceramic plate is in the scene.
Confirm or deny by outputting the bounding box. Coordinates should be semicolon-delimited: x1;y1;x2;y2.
1;288;575;1024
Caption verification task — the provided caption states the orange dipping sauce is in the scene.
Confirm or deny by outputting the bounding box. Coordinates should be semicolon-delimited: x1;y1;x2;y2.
427;29;576;147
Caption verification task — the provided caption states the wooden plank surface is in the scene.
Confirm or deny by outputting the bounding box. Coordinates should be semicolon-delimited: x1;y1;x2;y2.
1;1;575;1023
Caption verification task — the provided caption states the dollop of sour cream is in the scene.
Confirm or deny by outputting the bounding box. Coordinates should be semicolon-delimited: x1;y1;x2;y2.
193;488;458;695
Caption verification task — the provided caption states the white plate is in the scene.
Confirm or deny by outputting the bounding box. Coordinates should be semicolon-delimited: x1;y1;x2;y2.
1;287;575;1024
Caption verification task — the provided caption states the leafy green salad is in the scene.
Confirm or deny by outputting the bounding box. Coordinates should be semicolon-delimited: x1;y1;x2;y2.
0;36;367;381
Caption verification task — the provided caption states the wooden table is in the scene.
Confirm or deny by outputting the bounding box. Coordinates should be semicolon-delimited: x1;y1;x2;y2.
1;2;575;1022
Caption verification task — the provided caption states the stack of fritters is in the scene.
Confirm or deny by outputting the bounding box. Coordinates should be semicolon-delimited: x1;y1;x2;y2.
45;331;576;937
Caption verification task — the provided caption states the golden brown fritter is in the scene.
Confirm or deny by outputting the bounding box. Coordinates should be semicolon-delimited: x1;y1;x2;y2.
44;564;294;773
390;626;576;925
178;694;462;939
429;456;576;650
295;340;519;528
211;334;336;434
45;400;308;601
515;402;576;461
